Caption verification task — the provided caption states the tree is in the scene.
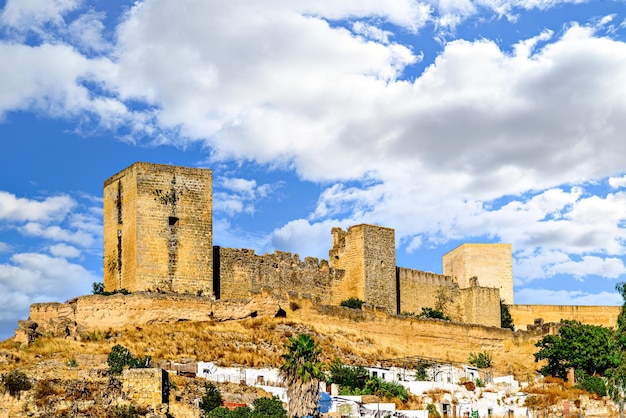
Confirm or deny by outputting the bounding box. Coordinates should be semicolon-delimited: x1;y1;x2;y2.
200;382;224;415
107;345;151;375
1;369;31;399
251;396;287;418
500;300;514;331
534;320;617;379
328;358;369;391
280;334;324;418
608;282;626;418
92;282;105;294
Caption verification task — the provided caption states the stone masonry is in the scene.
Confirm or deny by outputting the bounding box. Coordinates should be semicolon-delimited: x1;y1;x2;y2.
102;162;514;326
104;163;213;294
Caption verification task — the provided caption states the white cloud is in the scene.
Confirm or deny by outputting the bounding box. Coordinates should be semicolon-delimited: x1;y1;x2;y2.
49;243;81;259
271;218;346;260
0;242;10;253
0;0;81;30
515;287;623;306
609;175;626;189
67;9;110;53
214;177;274;216
0;252;96;339
0;191;74;222
20;222;96;247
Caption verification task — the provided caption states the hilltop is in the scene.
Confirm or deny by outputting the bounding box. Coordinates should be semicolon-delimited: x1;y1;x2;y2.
0;292;550;417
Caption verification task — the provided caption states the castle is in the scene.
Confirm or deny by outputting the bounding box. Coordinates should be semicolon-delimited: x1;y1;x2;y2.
103;162;516;327
103;162;621;329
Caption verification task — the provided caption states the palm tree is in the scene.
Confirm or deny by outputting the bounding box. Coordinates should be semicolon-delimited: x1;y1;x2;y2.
280;333;324;418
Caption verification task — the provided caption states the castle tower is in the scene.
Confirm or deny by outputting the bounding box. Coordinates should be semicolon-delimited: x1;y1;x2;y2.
329;224;397;312
103;162;213;294
442;243;513;304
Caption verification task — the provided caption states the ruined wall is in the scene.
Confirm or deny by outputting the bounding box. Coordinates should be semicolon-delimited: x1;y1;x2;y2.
123;368;168;407
216;247;343;303
104;163;212;294
27;293;284;335
510;304;621;331
459;286;501;328
443;243;514;305
329;226;366;304
329;224;396;311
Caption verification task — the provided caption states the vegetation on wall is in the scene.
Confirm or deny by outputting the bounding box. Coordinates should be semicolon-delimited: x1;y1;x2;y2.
340;297;365;310
500;300;514;331
418;307;450;321
328;358;408;401
92;281;130;296
468;352;493;369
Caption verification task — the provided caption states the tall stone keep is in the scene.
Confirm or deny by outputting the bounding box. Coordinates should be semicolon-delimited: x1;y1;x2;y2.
329;224;397;313
103;162;213;294
442;243;513;305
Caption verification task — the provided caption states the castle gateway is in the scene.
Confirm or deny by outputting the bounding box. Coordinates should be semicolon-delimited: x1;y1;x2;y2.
104;162;513;327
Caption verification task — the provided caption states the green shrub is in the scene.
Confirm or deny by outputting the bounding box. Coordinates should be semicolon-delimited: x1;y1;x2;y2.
207;407;233;418
468;352;492;369
576;374;607;397
200;382;223;415
427;403;441;417
93;282;130;296
418;307;450;321
1;369;31;399
107;344;151;374
251;396;287;417
475;377;485;388
340;297;365;310
111;404;147;418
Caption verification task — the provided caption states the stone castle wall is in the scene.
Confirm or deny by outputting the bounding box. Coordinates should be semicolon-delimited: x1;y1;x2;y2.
215;247;344;303
329;226;367;304
510;304;621;330
123;368;169;407
104;163;213;294
443;243;514;305
397;268;501;326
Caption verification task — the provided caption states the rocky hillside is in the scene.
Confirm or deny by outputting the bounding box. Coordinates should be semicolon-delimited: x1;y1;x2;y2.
0;292;587;417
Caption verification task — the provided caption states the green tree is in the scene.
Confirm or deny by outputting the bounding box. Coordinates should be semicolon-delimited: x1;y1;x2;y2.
207;407;232;418
328;358;369;391
468;352;492;369
608;282;626;418
1;369;31;399
200;382;224;415
418;307;450;321
251;396;287;418
107;345;151;375
534;320;617;379
340;297;365;310
92;281;105;294
280;334;324;418
500;300;514;331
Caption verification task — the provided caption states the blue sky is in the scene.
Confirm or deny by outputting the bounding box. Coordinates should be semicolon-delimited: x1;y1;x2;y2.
1;0;626;340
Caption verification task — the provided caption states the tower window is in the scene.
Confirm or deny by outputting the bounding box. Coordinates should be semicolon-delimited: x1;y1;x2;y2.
169;216;179;226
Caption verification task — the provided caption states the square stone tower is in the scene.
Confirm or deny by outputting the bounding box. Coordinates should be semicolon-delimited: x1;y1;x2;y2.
103;162;213;294
442;243;513;304
329;224;397;312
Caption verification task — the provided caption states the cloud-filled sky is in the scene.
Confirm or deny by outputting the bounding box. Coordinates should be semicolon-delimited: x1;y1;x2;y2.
2;0;626;339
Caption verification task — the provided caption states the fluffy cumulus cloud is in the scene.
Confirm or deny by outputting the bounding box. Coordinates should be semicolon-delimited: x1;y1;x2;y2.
0;252;97;339
213;177;273;216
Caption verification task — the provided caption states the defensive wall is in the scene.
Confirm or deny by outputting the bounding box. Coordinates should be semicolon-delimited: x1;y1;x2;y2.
215;247;343;303
510;304;622;330
100;162;621;331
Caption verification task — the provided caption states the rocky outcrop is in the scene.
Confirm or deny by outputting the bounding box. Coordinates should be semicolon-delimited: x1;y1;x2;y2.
21;292;282;342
